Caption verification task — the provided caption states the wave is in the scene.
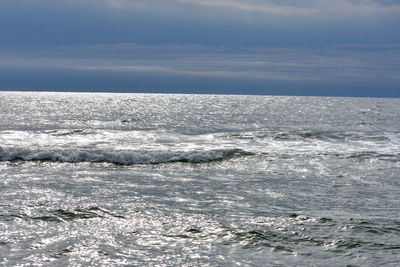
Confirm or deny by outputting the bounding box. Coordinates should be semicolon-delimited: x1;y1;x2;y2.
227;130;396;142
0;207;125;223
340;151;400;162
0;147;253;165
220;214;400;252
41;129;97;136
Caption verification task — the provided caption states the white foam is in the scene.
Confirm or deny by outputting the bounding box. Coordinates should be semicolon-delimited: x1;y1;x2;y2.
1;129;399;164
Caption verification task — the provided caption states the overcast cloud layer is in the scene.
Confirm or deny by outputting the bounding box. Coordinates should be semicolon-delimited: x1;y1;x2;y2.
105;0;400;16
0;0;399;96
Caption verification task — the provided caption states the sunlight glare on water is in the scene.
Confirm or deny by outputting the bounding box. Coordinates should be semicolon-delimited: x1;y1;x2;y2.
0;92;399;266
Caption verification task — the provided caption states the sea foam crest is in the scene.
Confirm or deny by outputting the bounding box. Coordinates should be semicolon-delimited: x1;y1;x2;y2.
0;146;252;164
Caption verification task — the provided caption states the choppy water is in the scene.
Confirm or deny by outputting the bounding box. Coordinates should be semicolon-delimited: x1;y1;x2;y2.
0;91;399;266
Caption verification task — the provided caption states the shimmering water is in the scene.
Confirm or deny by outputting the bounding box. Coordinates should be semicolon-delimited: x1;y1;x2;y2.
0;91;399;266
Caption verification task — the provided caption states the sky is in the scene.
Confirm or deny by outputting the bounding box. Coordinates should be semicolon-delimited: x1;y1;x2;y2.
0;0;399;97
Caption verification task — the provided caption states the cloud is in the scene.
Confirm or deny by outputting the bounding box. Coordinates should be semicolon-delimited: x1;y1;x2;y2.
1;44;399;82
1;0;399;48
178;0;314;16
101;0;400;17
0;0;398;96
2;0;400;19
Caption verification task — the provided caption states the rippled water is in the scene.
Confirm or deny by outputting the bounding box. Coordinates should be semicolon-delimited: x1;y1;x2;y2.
0;92;399;266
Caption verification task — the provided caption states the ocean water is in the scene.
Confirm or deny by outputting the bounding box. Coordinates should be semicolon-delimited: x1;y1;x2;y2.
0;91;399;266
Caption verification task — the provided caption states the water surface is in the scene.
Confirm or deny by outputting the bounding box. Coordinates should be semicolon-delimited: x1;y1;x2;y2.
0;92;399;266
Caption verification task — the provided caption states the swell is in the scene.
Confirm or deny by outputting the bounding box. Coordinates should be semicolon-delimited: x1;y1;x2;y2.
0;207;125;223
215;215;400;253
227;130;397;142
225;130;400;162
0;147;254;165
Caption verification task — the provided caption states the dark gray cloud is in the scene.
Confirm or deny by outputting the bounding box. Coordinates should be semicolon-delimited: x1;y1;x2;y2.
0;0;399;96
1;44;399;96
0;0;399;46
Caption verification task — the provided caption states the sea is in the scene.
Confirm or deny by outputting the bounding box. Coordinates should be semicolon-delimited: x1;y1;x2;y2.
0;91;399;266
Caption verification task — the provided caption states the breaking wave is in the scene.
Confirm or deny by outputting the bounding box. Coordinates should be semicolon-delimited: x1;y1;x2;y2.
0;147;253;165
